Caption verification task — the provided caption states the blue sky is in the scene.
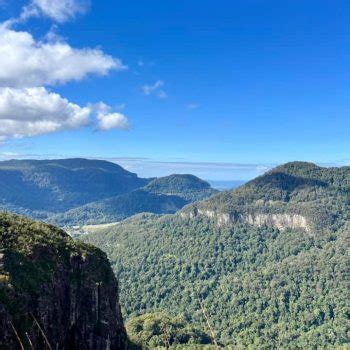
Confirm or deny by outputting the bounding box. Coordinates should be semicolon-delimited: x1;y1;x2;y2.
0;0;349;180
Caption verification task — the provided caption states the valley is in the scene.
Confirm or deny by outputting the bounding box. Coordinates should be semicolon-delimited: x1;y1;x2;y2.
0;159;218;227
81;162;350;348
1;160;349;348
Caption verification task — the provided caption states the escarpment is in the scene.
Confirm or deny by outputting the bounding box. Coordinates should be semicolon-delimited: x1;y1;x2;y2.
180;162;350;233
180;208;311;232
80;162;350;349
0;213;127;350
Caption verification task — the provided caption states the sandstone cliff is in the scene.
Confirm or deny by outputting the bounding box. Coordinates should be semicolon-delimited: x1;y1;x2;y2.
0;213;127;350
179;162;350;233
180;208;310;232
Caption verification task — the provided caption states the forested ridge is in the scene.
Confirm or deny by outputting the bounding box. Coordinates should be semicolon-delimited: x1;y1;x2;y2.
0;158;217;226
144;174;218;201
50;174;217;226
82;162;350;349
0;213;127;349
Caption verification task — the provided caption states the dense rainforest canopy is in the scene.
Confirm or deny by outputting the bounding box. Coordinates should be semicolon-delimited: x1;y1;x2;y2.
82;162;350;349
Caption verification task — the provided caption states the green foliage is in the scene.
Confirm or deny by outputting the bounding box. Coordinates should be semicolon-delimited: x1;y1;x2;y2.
50;190;188;226
0;212;123;348
145;174;218;201
0;158;148;213
51;174;218;226
81;162;350;349
0;159;217;226
0;212;112;295
185;161;350;232
127;312;211;349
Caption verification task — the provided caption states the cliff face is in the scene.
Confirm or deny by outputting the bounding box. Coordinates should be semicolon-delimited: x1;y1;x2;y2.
180;162;350;233
0;213;127;350
181;209;310;232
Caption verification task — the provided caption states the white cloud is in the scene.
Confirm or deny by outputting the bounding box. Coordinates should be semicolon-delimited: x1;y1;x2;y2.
21;0;89;23
98;113;129;130
0;25;125;88
96;103;129;130
0;89;130;140
142;80;163;95
0;6;130;140
142;80;167;99
187;103;199;110
115;103;126;111
157;90;168;99
0;87;91;139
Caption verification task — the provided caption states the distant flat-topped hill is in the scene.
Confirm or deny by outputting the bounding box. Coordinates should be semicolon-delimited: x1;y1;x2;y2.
81;161;350;348
0;158;218;225
0;158;148;213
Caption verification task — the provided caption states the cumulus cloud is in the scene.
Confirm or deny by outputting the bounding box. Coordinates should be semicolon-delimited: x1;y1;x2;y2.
0;25;125;88
95;103;129;130
0;87;91;139
0;89;130;140
20;0;89;23
142;80;167;99
0;3;130;140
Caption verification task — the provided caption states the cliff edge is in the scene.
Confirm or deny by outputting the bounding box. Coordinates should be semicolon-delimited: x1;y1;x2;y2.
0;212;127;349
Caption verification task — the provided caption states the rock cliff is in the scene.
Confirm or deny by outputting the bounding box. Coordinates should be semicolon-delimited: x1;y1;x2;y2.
180;209;310;232
0;213;127;350
180;162;350;233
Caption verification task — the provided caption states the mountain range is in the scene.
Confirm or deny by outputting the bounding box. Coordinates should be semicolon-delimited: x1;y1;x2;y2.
81;162;350;348
0;159;218;226
1;160;349;348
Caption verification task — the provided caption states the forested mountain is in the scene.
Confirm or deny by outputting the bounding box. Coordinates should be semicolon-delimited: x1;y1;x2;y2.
0;159;217;225
50;189;188;226
82;162;350;349
0;158;148;215
50;174;218;226
144;174;218;201
0;213;127;349
181;161;349;231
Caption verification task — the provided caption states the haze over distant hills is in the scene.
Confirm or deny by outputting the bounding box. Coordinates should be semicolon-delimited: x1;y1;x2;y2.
207;180;246;190
0;158;218;225
82;161;350;348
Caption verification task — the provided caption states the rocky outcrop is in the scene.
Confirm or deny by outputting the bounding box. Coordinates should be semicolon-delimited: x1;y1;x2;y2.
180;208;310;232
0;213;127;350
244;213;310;233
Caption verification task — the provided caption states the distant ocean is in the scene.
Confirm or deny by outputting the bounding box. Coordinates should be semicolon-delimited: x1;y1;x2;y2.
207;180;246;191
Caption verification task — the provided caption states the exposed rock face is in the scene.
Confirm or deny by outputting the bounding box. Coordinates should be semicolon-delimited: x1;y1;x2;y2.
244;213;310;232
180;209;237;226
0;213;127;350
181;208;310;232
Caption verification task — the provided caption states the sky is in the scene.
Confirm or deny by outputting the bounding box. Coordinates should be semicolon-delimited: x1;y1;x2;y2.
0;0;349;180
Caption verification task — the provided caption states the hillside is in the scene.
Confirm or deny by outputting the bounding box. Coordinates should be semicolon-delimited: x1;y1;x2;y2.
81;162;350;348
0;212;127;349
144;174;218;201
181;162;350;231
0;159;217;225
50;189;188;226
0;158;148;215
48;173;217;226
